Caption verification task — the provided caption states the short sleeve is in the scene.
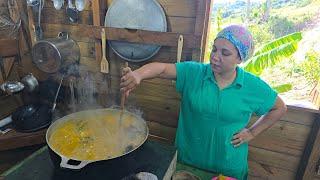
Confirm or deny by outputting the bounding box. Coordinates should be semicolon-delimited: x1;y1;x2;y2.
254;80;278;116
175;61;200;94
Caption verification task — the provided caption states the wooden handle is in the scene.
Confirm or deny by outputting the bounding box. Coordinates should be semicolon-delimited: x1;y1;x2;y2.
101;28;106;58
177;35;184;63
120;62;129;110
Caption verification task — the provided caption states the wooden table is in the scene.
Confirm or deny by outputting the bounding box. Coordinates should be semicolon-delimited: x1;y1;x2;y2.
0;128;46;151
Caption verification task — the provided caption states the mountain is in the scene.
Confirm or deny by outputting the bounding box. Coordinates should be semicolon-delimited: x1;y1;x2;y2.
211;0;307;18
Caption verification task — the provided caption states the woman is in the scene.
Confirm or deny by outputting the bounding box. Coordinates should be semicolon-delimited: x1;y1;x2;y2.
120;25;287;180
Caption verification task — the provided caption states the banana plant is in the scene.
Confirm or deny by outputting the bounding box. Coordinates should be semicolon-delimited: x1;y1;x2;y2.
241;32;302;92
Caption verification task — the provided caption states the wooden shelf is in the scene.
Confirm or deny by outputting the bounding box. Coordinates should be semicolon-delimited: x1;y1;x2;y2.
42;23;201;49
0;128;46;151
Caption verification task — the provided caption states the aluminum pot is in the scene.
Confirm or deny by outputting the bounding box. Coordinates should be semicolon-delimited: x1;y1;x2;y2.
32;32;80;73
46;108;149;179
21;73;38;92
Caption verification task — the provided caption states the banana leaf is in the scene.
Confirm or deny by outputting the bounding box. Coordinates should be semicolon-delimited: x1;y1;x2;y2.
241;32;302;76
272;83;293;93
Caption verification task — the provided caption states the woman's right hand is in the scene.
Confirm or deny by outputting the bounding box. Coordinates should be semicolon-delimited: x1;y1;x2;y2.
120;66;141;97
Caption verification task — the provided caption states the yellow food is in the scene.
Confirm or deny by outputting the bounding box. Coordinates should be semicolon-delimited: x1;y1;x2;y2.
49;111;146;161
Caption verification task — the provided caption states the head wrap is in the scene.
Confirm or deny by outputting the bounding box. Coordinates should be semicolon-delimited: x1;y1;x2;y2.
215;25;254;62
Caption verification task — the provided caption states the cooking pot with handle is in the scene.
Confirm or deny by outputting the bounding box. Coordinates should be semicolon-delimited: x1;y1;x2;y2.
46;108;149;179
32;32;80;73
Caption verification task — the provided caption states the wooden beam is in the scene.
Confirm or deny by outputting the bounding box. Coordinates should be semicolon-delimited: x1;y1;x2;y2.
296;115;320;179
192;0;207;60
92;0;106;63
41;23;201;49
26;6;36;47
201;0;214;61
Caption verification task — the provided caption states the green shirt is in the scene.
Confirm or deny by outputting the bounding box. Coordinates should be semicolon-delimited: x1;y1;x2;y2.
175;62;277;180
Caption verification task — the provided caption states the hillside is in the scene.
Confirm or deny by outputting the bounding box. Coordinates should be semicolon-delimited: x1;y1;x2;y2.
208;0;320;107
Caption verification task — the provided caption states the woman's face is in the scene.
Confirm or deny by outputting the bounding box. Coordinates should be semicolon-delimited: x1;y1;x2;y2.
210;38;242;74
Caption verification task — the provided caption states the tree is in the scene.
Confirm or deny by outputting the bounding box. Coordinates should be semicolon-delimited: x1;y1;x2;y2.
246;0;251;23
262;0;272;22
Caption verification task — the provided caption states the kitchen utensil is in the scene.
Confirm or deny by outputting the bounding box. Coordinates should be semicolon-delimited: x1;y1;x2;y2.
0;81;24;94
35;0;43;40
75;0;86;11
104;0;167;62
21;73;39;92
119;62;129;122
32;32;80;73
27;0;44;13
0;128;12;134
0;115;13;134
0;116;12;128
120;62;129;111
52;0;64;10
46;108;148;170
11;103;52;132
100;28;109;73
177;35;184;63
66;0;79;23
52;76;63;112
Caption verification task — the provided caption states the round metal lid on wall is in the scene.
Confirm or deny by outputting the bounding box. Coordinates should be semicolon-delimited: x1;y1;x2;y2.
105;0;167;62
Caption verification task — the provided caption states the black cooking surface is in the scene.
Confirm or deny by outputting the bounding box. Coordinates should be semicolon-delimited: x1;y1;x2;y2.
2;141;176;180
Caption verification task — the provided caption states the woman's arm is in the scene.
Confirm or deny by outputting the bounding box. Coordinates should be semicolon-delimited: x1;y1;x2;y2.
249;96;287;136
232;96;287;147
120;62;176;95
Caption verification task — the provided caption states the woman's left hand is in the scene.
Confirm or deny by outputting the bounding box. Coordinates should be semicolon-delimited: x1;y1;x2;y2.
231;128;254;147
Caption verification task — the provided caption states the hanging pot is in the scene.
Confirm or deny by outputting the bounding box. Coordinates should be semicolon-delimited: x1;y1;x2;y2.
32;32;80;73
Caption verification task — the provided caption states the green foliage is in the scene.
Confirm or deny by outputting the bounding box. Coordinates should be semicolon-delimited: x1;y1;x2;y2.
298;50;320;83
216;8;223;32
242;32;302;76
296;0;312;7
272;83;293;93
248;24;274;47
268;16;296;38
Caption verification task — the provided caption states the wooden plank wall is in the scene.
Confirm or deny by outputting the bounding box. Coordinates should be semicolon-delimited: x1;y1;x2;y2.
248;108;317;179
1;0;320;180
31;0;199;142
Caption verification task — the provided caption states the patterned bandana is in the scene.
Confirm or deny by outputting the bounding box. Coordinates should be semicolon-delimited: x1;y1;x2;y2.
215;25;254;62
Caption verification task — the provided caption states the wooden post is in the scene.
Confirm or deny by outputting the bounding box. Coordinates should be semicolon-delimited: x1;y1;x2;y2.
296;114;320;179
310;81;320;109
192;0;212;61
202;0;214;62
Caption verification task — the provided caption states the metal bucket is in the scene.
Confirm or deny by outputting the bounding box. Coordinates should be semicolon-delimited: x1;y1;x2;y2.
32;32;80;73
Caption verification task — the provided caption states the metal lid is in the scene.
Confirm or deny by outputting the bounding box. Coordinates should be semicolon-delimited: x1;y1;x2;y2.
105;0;167;62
